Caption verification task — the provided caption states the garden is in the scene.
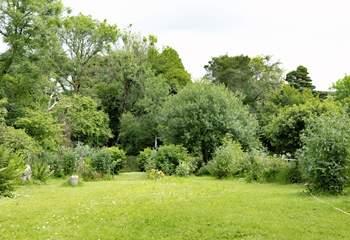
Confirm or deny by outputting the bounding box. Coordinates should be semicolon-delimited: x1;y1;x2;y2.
1;0;350;239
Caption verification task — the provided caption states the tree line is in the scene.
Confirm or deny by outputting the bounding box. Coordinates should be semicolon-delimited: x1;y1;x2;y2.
1;0;350;196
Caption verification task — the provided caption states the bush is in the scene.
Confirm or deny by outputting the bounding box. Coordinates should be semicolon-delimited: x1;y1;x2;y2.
0;125;40;160
31;158;53;183
208;140;248;179
175;161;192;177
79;157;102;181
61;148;78;176
160;82;260;165
105;147;126;174
15;108;63;152
0;146;24;197
53;95;113;146
90;147;126;176
196;164;211;176
245;153;290;183
148;144;193;175
137;147;154;172
298;115;350;194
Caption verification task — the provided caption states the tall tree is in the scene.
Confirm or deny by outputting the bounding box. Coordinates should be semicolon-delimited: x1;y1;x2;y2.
0;0;64;122
0;0;63;75
148;46;191;93
87;30;159;142
58;14;118;92
160;82;260;164
285;65;315;91
204;55;282;108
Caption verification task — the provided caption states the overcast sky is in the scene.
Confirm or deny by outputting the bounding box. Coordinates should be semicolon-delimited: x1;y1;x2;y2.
31;1;350;89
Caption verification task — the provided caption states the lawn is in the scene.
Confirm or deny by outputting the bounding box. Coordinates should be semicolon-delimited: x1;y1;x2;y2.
1;173;350;240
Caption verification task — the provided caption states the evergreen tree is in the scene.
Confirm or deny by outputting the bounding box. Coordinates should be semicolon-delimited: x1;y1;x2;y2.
286;65;315;91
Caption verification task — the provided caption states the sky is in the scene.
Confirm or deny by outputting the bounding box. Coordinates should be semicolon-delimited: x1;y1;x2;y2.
4;0;350;90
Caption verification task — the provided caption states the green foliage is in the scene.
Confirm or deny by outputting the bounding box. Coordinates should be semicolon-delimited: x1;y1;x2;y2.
246;153;290;183
91;147;126;176
31;159;53;183
15;108;63;151
147;144;193;175
61;147;78;176
263;100;341;156
91;48;153;140
332;75;350;101
298;115;350;194
0;98;7;123
175;162;192;177
160;82;260;163
149;46;191;93
257;84;316;127
0;146;24;197
0;125;40;159
0;0;64;124
120;76;170;154
208;139;248;179
59;14;118;92
285;65;315;91
137;147;154;172
104;147;127;174
53;95;112;146
205;55;282;107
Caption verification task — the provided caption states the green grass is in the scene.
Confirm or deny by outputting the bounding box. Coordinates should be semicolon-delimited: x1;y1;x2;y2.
1;173;350;240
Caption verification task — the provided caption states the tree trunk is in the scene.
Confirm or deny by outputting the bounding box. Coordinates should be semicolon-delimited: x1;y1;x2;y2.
201;142;209;164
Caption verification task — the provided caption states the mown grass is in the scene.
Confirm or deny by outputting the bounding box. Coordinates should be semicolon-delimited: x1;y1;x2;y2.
1;173;350;240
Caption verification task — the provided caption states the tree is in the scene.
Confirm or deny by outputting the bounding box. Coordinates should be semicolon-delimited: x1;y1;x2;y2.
120;76;170;154
285;65;315;91
256;84;315;127
0;146;24;197
160;82;260;164
0;0;63;75
204;55;283;108
89;31;160;141
0;0;64;123
58;14;118;92
52;95;112;146
298;114;350;194
263;100;341;156
15;108;63;151
332;75;350;101
149;46;191;93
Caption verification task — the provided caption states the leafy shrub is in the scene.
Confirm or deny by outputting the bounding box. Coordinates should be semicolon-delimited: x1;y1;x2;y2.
15;108;63;152
208;140;248;179
31;159;53;183
105;147;126;174
0;146;24;197
137;147;154;172
0;125;40;160
298;115;350;194
245;152;290;183
61;148;78;176
91;148;117;175
263;100;341;156
79;157;102;181
53;95;113;146
160;82;260;164
175;161;192;177
196;164;211;176
148;144;192;175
